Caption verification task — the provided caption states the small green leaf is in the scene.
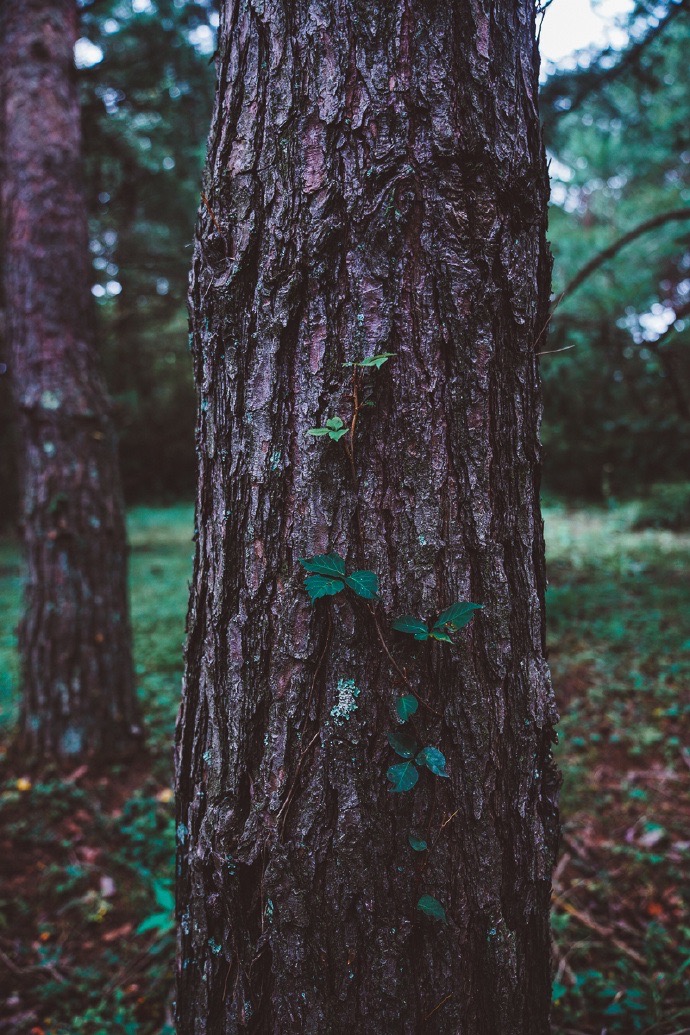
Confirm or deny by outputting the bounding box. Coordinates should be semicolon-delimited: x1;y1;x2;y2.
395;695;418;722
299;553;346;578
152;881;175;912
408;835;428;852
387;761;419;792
345;570;379;599
392;616;429;640
430;630;453;643
304;574;345;604
552;981;568;1002
136;912;174;935
357;351;396;369
309;417;348;440
417;746;449;778
387;731;418;759
417;895;447;923
433;601;482;633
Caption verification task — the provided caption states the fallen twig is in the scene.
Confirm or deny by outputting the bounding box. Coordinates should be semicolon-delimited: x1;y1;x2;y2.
552;893;646;968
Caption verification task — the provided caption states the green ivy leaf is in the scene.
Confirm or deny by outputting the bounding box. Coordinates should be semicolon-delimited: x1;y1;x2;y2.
408;835;428;852
308;417;349;441
304;574;345;604
429;630;453;643
136;912;175;935
417;895;447;923
387;761;419;793
395;695;418;722
299;553;346;578
357;352;397;369
417;746;449;778
392;616;429;640
433;601;482;633
152;881;175;912
345;570;379;599
387;731;418;759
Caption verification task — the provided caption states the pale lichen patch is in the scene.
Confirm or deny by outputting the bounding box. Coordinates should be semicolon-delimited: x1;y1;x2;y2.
330;678;361;725
40;389;61;410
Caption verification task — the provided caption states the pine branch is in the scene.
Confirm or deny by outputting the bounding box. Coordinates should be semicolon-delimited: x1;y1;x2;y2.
542;0;689;126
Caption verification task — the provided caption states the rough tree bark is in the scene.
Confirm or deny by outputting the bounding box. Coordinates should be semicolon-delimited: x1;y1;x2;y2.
177;0;559;1031
0;0;140;759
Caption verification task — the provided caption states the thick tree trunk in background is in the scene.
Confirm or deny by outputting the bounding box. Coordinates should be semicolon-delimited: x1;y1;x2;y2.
177;0;559;1030
0;0;140;759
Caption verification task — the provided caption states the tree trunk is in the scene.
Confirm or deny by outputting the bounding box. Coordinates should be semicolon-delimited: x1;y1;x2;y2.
176;0;559;1031
0;0;140;760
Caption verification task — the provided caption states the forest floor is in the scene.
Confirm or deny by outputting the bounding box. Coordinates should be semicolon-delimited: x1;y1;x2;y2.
0;502;688;1035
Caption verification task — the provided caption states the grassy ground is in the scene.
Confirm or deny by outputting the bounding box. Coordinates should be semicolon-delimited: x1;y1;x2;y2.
546;504;690;1034
0;503;688;1034
0;507;192;1035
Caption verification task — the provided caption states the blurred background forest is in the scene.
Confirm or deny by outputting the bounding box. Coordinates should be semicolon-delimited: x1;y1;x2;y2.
0;0;688;1033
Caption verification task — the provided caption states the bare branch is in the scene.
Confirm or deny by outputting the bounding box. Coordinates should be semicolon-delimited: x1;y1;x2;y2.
555;208;690;307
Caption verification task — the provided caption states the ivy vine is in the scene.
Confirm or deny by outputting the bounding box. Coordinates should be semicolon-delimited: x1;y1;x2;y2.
299;349;481;925
298;553;379;603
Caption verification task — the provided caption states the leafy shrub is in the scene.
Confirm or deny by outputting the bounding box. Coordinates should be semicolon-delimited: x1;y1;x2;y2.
632;482;690;531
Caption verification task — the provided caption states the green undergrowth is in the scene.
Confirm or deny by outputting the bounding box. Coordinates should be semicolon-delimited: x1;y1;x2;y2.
0;502;688;1032
0;506;193;1034
546;501;690;1034
0;538;21;730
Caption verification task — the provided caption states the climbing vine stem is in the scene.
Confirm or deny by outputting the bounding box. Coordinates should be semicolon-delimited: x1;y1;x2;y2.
301;350;482;923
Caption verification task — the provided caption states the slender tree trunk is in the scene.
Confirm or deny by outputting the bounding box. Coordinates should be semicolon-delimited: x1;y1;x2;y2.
177;0;559;1030
0;0;140;759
